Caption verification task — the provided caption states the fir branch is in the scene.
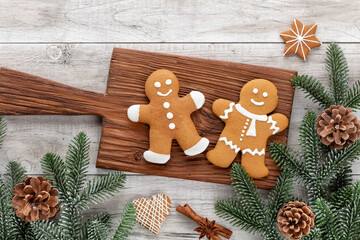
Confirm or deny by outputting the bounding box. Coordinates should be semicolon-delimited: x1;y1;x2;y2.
269;142;312;183
112;202;137;240
230;164;267;224
326;42;349;105
82;212;111;239
329;162;352;192
58;203;82;240
76;172;127;210
215;199;266;234
315;198;341;240
344;80;360;110
31;221;64;240
0;179;12;239
338;181;360;240
40;153;67;199
330;186;353;210
299;109;321;178
302;227;321;240
291;75;334;108
4;161;26;194
318;140;360;184
87;220;109;240
65;131;91;199
266;170;294;222
0;117;6;149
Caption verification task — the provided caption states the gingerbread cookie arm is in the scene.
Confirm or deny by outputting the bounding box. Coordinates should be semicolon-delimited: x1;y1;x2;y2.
181;91;205;113
212;99;235;120
267;113;289;135
127;104;153;124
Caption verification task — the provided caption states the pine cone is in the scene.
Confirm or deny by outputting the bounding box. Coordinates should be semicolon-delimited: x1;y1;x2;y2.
11;176;60;222
316;105;360;149
277;201;315;240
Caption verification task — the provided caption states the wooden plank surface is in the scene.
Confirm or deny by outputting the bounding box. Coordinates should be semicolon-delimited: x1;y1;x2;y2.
0;4;360;237
96;48;295;188
0;0;359;43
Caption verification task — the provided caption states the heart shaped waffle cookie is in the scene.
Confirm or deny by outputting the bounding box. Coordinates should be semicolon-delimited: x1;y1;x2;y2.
133;193;171;234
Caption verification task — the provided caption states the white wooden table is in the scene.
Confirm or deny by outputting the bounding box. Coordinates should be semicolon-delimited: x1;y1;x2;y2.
0;1;359;239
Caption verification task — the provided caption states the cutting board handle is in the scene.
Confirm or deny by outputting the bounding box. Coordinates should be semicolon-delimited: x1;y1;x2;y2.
0;67;108;116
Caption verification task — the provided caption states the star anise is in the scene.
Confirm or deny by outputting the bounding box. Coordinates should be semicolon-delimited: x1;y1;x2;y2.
194;218;221;240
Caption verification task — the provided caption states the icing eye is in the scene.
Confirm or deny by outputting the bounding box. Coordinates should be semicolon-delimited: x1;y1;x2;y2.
154;82;161;88
263;92;268;97
253;88;258;94
165;79;172;85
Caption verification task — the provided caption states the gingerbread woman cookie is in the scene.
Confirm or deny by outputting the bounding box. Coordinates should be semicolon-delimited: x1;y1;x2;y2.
206;79;288;178
127;69;209;164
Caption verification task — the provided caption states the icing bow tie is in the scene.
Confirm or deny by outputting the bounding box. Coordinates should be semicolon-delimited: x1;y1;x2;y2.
235;104;267;137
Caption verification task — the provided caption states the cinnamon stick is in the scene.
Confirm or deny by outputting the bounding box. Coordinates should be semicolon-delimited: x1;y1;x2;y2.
176;204;233;239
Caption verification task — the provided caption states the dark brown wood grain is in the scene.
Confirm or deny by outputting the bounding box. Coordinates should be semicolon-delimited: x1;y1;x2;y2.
0;48;296;189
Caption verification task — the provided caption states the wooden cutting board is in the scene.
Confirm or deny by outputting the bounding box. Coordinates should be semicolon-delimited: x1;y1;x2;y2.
0;48;296;189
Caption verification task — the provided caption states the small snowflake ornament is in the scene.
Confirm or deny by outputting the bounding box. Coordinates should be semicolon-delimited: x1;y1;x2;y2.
280;19;321;60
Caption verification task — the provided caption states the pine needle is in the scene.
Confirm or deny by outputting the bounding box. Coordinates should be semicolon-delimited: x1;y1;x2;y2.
112;202;137;240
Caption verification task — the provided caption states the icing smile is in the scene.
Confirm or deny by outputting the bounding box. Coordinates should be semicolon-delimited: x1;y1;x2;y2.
157;89;172;97
250;98;264;106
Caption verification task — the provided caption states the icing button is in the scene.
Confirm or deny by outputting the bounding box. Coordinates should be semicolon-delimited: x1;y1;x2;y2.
169;123;175;129
246;119;250;122
242;130;245;133
241;134;244;137
245;122;249;125
163;102;170;109
240;138;242;141
167;112;173;119
244;126;247;129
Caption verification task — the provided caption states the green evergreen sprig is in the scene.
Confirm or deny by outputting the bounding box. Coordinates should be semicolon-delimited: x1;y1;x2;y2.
291;43;360;110
33;132;137;240
0;125;136;240
215;164;293;240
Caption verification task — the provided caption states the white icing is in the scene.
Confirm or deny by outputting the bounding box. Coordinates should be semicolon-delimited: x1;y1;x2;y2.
245;122;249;125
127;105;140;122
163;102;170;109
169;123;175;129
190;91;205;109
267;116;280;134
250;98;264;106
241;134;244;137
253;88;258;94
157;89;172;97
263;92;268;97
166;112;173;119
154;82;161;88
244;126;247;129
242;148;265;156
219;137;240;153
165;79;172;85
143;151;170;164
240;138;242;141
235;104;267;137
184;137;209;156
133;193;171;234
242;130;245;133
220;102;235;119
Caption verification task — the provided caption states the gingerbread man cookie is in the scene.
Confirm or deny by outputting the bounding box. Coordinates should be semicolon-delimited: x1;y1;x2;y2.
127;69;209;164
206;79;288;178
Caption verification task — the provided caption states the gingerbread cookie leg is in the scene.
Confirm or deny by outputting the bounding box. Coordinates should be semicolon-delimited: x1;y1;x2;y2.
240;150;268;178
206;136;239;168
144;128;173;164
176;123;209;156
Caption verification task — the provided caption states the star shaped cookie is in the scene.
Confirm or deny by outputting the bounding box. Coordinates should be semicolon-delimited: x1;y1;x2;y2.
280;19;321;60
